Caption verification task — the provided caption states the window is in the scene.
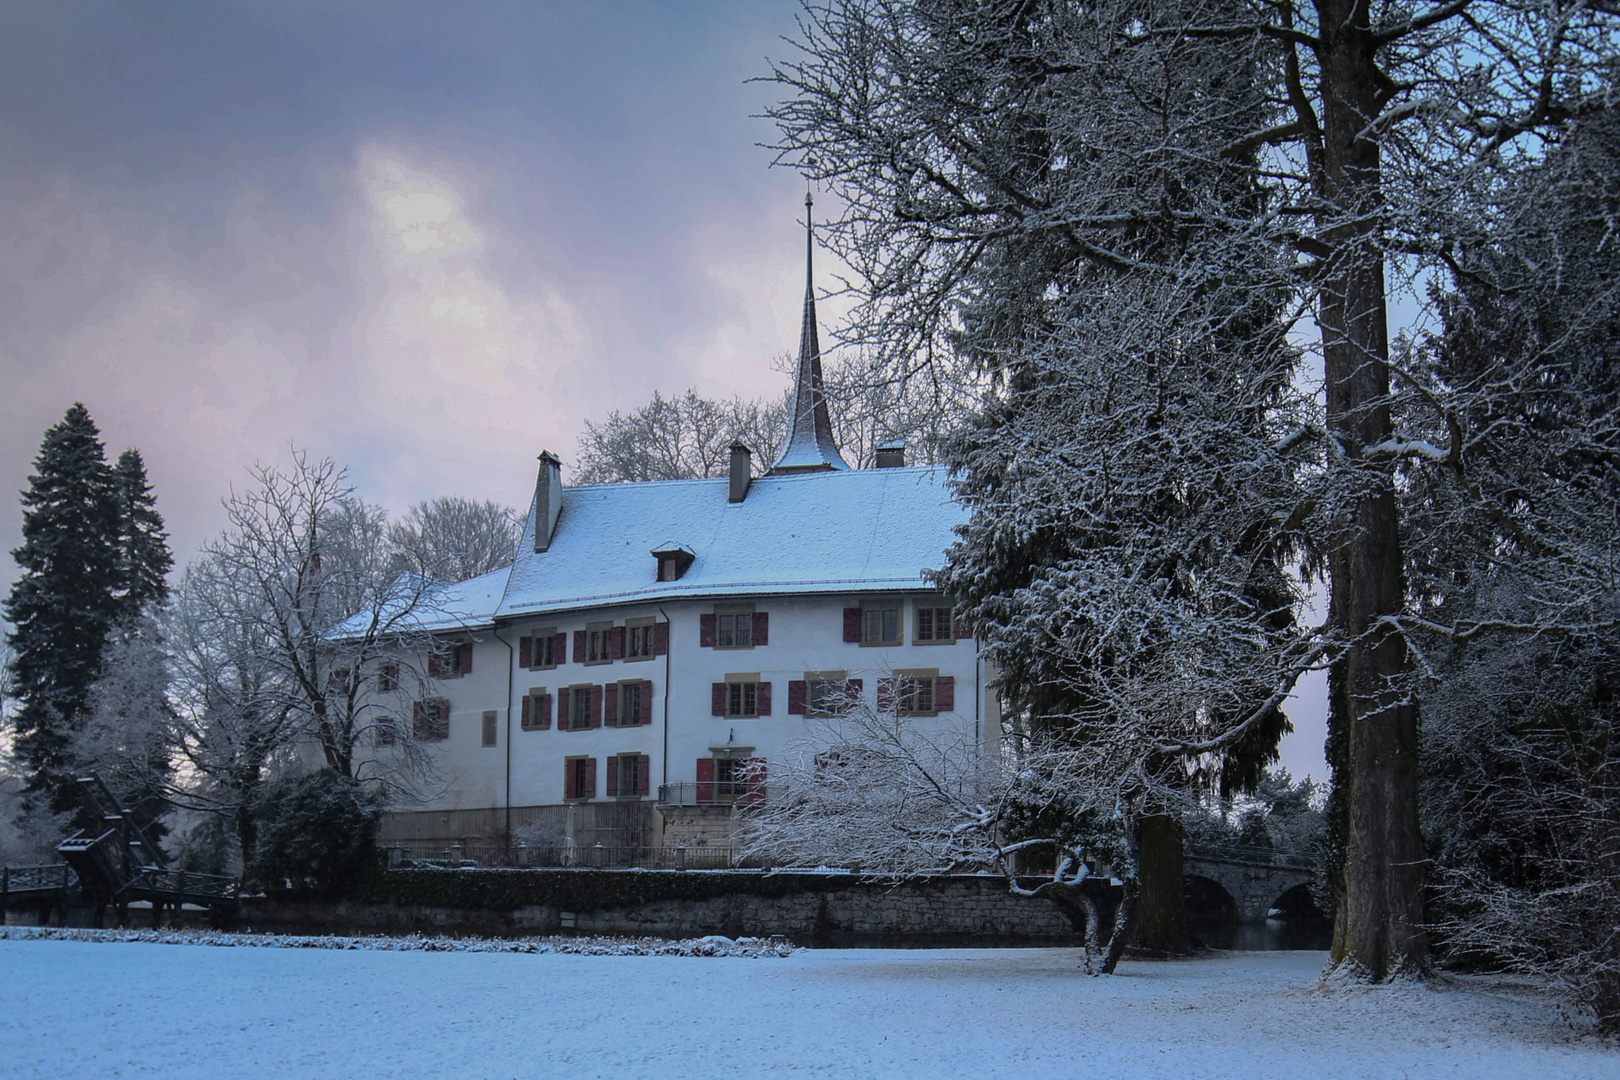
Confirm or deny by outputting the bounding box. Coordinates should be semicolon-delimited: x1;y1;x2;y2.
412;698;449;740
373;715;396;747
428;642;472;678
701;607;765;649
712;675;770;719
615;679;652;727
565;756;596;800
915;605;956;643
584;623;613;665
860;604;901;646
810;672;853;717
609;753;649;798
715;756;745;800
521;688;551;731
565;685;596;731
523;630;561;670
881;671;955;717
728;680;758;718
376;664;398;692
625;618;656;661
481;710;498;748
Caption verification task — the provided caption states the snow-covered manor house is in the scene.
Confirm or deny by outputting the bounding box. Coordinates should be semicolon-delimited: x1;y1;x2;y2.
376;213;991;860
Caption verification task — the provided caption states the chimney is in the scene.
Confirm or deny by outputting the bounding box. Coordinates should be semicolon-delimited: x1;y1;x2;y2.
728;443;753;503
533;451;563;552
874;440;906;469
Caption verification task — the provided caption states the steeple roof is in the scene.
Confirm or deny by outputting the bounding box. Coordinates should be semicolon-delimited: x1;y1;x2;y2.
769;193;850;475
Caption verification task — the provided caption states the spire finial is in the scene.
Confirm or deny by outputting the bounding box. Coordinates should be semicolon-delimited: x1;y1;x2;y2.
769;192;850;476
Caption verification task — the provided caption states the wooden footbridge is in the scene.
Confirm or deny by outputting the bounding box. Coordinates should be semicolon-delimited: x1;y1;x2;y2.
1;775;239;927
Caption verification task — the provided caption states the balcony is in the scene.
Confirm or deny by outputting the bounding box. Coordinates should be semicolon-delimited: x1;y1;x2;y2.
656;781;777;808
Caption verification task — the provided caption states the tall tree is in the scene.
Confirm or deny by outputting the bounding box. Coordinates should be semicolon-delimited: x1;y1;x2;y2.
769;0;1619;979
111;448;172;618
4;404;122;812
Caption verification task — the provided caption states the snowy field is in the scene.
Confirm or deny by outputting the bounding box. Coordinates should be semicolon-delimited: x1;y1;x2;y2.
0;936;1611;1079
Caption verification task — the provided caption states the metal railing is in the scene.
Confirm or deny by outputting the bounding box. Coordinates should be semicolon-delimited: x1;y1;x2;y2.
656;782;780;808
384;839;740;870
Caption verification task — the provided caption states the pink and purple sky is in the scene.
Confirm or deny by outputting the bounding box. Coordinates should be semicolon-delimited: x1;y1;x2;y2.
0;0;1328;779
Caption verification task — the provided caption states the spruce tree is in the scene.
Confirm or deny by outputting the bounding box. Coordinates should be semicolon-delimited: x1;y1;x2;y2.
112;448;172;618
5;404;123;812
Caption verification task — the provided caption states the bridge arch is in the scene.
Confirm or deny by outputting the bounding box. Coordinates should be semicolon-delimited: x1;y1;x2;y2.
1184;874;1240;925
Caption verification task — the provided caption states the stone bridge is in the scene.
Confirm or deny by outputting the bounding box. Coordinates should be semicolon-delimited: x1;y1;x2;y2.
1183;843;1317;923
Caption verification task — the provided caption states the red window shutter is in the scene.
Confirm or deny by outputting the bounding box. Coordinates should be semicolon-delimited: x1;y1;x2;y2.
585;758;597;799
606;756;618;797
553;632;568;664
436;698;450;739
557;687;570;727
637;754;650;796
696;757;715;804
521;695;531;728
427;654;441;679
611;626;626;660
745;757;767;807
381;664;398;692
411;700;425;739
519;636;532;669
458;643;473;675
539;693;552;729
936;675;955;711
877;677;895;712
699;613;716;647
954;614;972;640
653;621;668;656
590;685;603;728
758;681;772;716
573;630;586;661
640;681;653;725
788;680;806;715
564;759;576;800
845;678;862;708
843;608;861;642
752;612;769;646
711;683;726;716
603;682;618;728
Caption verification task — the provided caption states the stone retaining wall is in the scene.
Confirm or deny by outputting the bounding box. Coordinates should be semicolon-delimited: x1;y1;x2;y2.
235;872;1113;947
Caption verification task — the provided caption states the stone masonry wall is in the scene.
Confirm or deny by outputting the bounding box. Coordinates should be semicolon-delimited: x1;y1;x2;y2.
236;872;1097;947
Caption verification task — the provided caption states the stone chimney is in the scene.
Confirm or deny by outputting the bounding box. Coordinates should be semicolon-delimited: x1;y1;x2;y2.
874;440;906;469
533;451;563;552
728;443;753;503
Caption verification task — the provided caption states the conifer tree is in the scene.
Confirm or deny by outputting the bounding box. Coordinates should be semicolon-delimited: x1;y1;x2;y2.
112;448;172;618
4;404;122;812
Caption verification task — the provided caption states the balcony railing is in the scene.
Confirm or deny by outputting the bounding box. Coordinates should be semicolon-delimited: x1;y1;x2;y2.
656;781;779;808
383;838;739;870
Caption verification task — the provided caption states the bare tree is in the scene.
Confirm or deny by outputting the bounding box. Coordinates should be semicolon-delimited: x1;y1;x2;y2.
387;496;521;583
743;685;1133;972
767;0;1619;980
573;389;789;484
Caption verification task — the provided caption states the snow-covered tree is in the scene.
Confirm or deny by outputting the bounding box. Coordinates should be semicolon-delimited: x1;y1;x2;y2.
768;0;1620;980
71;613;175;841
4;404;123;814
574;389;791;484
386;496;521;584
742;685;1134;971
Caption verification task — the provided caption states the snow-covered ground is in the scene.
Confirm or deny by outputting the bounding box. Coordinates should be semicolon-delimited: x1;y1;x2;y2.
0;936;1610;1079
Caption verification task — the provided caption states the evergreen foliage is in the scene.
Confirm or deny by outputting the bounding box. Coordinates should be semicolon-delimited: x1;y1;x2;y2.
246;769;381;897
111;448;172;618
4;404;123;812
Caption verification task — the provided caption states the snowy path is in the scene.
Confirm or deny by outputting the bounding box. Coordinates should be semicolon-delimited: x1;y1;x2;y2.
0;940;1609;1079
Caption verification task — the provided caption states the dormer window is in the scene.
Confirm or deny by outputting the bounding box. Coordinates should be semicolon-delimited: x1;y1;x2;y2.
651;542;695;582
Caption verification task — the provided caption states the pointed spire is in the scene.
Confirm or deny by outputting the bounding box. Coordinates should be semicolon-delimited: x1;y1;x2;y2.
769;191;850;476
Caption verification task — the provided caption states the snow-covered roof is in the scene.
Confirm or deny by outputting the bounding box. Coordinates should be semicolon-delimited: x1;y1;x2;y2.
496;465;963;618
412;565;511;632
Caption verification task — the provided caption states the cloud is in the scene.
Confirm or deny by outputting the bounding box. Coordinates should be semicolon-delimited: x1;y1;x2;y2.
346;144;591;499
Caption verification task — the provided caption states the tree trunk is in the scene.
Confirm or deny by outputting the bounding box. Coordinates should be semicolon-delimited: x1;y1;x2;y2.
1314;0;1426;979
1131;813;1189;954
